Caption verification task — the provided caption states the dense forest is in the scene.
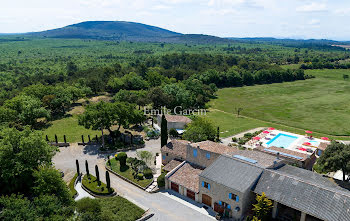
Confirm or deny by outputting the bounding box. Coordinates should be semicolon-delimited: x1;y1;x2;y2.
1;37;349;126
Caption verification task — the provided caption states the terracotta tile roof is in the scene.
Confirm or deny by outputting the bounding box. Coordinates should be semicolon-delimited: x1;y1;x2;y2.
163;114;192;123
318;142;329;151
163;159;183;172
191;140;236;155
161;139;189;159
168;163;203;193
256;146;309;161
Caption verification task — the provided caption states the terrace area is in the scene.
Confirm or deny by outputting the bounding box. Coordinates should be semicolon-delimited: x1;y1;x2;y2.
245;128;330;156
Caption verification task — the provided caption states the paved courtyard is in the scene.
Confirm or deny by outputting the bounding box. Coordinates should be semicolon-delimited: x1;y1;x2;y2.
53;139;215;221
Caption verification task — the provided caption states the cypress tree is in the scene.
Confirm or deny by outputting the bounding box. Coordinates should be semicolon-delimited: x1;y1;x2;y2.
85;160;89;176
161;114;168;147
95;165;100;182
106;171;111;189
216;127;220;142
76;159;80;175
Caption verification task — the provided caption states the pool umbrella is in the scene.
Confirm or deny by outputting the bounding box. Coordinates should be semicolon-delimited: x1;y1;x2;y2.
303;142;311;146
263;131;270;134
321;137;329;140
305;130;313;134
268;127;275;130
253;137;261;140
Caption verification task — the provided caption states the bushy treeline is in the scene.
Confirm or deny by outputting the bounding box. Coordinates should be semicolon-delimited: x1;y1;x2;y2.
1;52;309;121
193;68;307;87
301;62;350;70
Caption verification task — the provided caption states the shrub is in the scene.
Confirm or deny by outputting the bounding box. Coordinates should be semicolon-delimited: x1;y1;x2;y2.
232;137;238;142
238;138;246;145
244;133;252;138
137;173;144;180
126;157;134;164
169;128;179;137
117;152;127;167
143;168;153;179
76;197;101;214
157;173;165;187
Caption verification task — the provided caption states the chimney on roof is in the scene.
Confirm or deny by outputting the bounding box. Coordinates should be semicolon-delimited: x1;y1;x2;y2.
276;152;280;160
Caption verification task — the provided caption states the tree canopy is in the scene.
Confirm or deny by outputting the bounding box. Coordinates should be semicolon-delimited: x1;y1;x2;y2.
0;127;57;194
317;141;350;181
183;116;216;142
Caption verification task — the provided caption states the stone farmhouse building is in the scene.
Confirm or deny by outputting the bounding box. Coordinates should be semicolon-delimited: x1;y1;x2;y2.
157;114;191;131
161;139;350;221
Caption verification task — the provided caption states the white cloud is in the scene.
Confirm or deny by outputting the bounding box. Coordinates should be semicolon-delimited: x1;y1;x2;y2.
296;2;327;12
308;19;320;25
202;8;238;15
334;7;350;16
152;4;172;10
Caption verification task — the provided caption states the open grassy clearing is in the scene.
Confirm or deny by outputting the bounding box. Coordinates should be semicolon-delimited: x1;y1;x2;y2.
208;69;350;138
43;114;102;143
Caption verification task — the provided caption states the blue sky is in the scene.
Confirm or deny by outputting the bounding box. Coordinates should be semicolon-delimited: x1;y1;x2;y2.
1;0;349;40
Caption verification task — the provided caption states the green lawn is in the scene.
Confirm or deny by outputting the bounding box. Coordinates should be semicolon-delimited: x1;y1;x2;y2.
43;115;101;143
208;69;350;139
108;158;153;188
82;174;114;195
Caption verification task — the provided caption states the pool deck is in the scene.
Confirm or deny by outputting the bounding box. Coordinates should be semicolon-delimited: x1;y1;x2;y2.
246;129;329;156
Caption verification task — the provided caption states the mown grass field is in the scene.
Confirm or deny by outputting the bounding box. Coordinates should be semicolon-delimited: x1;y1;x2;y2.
208;69;350;139
43;115;101;143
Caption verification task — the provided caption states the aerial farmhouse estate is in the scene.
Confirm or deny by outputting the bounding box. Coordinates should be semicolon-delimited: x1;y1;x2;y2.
161;140;350;221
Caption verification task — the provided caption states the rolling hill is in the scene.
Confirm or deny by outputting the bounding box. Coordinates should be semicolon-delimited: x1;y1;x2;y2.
25;21;234;43
29;21;182;41
9;20;347;45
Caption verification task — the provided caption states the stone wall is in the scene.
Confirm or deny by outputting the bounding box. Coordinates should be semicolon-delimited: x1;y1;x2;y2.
185;144;221;168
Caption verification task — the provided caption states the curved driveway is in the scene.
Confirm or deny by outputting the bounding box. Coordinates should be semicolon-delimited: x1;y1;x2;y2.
53;141;214;221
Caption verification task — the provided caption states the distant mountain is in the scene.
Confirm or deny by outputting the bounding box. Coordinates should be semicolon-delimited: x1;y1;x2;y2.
6;21;347;45
25;21;233;43
28;21;181;41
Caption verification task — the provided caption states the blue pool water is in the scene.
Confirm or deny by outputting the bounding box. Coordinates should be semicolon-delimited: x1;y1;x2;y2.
266;133;298;148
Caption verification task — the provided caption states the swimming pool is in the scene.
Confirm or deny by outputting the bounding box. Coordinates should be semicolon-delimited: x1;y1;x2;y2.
266;133;298;148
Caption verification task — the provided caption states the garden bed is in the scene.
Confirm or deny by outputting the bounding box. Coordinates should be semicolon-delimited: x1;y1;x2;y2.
82;174;114;196
107;158;153;188
68;173;78;198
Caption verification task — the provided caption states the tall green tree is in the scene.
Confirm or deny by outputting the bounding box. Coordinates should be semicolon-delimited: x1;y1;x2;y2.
32;167;73;205
0;127;57;194
252;192;273;221
161;114;168;147
79;101;145;147
95;165;100;183
4;95;50;128
85;160;90;176
317;141;350;181
183;117;216;142
106;171;111;189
